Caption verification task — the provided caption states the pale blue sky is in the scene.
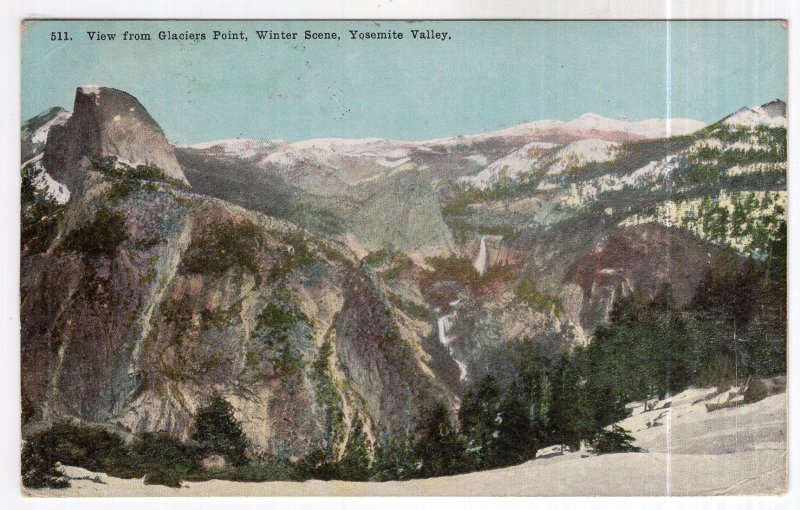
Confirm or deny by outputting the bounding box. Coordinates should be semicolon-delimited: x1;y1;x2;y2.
22;20;787;144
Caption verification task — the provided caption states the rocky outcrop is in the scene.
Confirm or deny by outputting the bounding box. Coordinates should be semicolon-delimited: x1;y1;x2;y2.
464;235;517;273
22;87;454;456
43;86;188;190
564;224;720;331
20;171;452;454
335;271;439;437
761;99;787;118
21;106;70;164
178;148;456;258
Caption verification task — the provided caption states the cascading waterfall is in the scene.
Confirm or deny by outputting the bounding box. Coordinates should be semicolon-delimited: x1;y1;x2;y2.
473;235;488;276
437;311;467;381
431;235;491;383
437;313;456;345
453;359;468;381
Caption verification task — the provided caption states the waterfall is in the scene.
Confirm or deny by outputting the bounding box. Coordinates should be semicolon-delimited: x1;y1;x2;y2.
454;359;468;381
437;313;456;345
473;235;488;276
437;312;468;381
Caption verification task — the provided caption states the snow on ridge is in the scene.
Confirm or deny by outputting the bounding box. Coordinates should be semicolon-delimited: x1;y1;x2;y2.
459;141;556;187
31;110;71;144
723;105;787;129
189;138;274;150
546;138;620;176
261;147;298;166
381;148;410;159
558;155;680;207
38;170;71;204
289;137;387;151
461;137;619;189
422;114;705;146
259;137;413;169
189;138;412;168
728;161;786;177
420;120;563;145
375;157;411;168
187;138;281;158
186;112;707;160
566;115;706;139
23;157;70;205
618;190;787;253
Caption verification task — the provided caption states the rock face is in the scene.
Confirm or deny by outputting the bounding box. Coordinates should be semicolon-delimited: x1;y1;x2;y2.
178;148;456;259
350;170;456;257
465;235;516;272
761;99;787;118
43;86;188;190
21;106;70;164
21;87;787;462
564;224;720;331
22;87;452;457
20;175;450;454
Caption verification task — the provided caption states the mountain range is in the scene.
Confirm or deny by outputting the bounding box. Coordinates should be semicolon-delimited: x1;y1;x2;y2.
20;86;787;460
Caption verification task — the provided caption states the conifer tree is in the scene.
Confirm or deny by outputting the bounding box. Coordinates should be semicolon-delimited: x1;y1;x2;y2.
192;392;249;465
417;401;471;477
338;413;372;481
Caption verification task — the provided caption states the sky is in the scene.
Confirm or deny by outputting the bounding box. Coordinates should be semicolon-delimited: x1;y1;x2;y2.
21;20;787;144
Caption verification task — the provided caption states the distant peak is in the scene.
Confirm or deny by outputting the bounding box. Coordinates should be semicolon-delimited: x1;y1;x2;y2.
762;98;786;107
722;100;787;128
567;113;705;139
761;99;786;118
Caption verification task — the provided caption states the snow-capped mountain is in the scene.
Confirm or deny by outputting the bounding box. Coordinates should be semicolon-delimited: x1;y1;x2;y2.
181;112;706;194
423;112;706;146
722;99;786;128
31;109;71;145
459;142;558;188
21;106;71;164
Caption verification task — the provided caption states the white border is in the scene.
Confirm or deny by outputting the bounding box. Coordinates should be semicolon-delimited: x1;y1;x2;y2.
2;2;798;510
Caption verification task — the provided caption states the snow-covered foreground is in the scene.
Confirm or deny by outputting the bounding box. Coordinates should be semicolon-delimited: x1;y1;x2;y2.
24;387;786;497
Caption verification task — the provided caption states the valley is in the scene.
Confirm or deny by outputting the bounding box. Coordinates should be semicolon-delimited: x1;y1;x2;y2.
19;86;787;493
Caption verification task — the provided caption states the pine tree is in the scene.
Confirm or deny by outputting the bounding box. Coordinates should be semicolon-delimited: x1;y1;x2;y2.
588;425;642;455
192;392;249;465
494;386;538;465
550;353;597;450
459;376;502;469
766;221;787;287
338;413;372;481
373;436;418;481
417;401;471;477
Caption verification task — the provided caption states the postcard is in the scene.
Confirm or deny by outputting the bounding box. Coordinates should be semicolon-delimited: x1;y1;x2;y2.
19;19;787;496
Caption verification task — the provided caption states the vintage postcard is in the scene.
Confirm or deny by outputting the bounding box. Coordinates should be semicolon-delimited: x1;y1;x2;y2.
19;20;787;496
